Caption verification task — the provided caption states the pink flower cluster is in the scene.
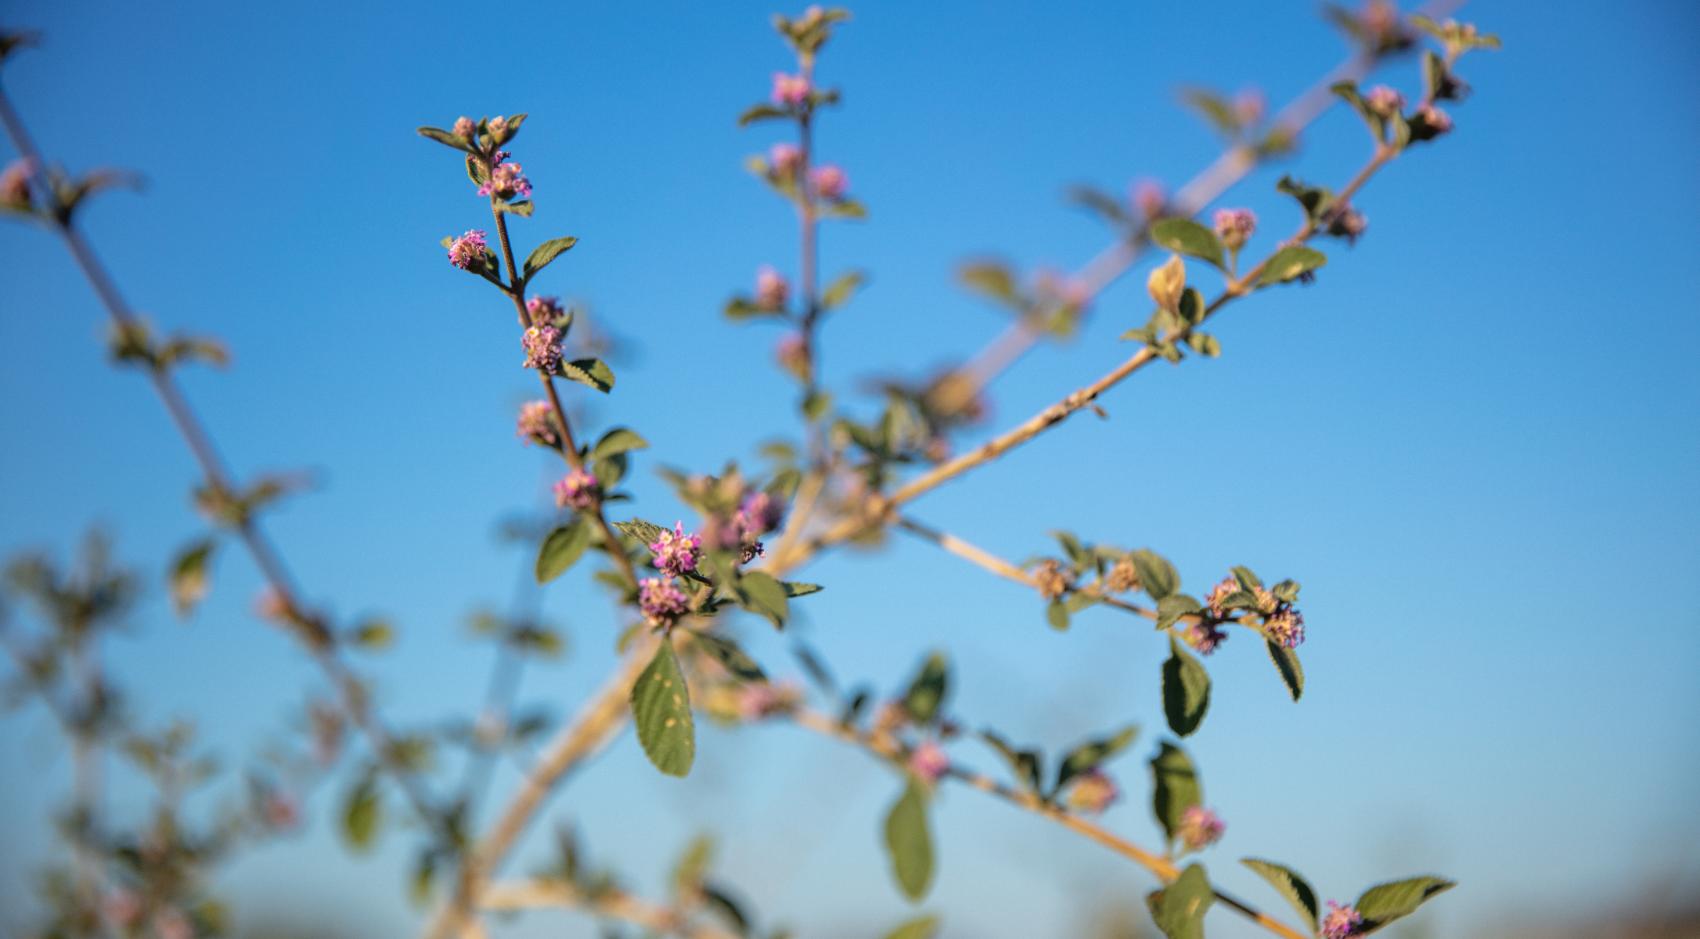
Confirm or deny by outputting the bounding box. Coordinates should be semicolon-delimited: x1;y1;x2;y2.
1065;769;1120;814
553;468;599;511
1177;805;1226;851
1;157;33;208
522;323;563;371
1213;208;1257;251
1366;84;1405;117
648;522;703;577
736;680;802;721
809;164;848;200
639;577;690;628
478;150;532;199
1265;607;1305;649
447;229;488;270
769;142;803;176
756;266;790;310
527;295;565;323
1321;901;1364;939
517;400;558;446
908;740;950;785
771;72;813;107
1185;620;1228;655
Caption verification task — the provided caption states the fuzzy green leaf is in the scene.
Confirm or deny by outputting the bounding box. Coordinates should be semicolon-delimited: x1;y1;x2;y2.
1146;863;1214;939
1267;640;1305;701
1151;218;1226;270
1241;859;1320;931
738;570;790;628
901;652;949;724
1150;742;1201;845
1162;638;1210;737
169;539;216;618
631;640;695;777
695;633;766;683
1256;246;1327;285
1054;724;1139;794
1354;876;1455;933
881;914;941;939
535;520;592;584
590;427;648;461
883;779;935;902
523;236;578;279
559;357;615;393
821;270;867;310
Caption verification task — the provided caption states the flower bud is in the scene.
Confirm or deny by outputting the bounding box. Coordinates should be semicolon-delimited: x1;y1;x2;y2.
768;143;803;176
453;116;475;140
1177;805;1226;851
1;158;34;210
756;265;790;310
1365;84;1405;118
521;323;563;372
809;164;848;200
1321;901;1365;939
771;72;813;107
638;577;690;628
776;333;810;382
1212;208;1257;252
1033;559;1074;601
908;740;950;785
1132;178;1166;220
1064;769;1120;814
553;468;600;511
1146;254;1186;312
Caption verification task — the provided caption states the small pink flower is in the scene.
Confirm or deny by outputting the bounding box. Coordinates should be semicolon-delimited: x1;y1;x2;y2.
1418;104;1453;135
1132;178;1166;220
809;164;848;200
771;72;813;107
737;680;801;720
756;266;790;310
1264;608;1305;649
264;792;300;831
769;142;803;175
452;116;475;140
736;491;786;537
1065;769;1120;814
522;323;563;371
527;295;565;324
1204;576;1239;617
1321;901;1364;939
648;522;703;577
1185;620;1228;656
447;229;488;270
488;115;509;136
908;740;950;785
553;468;599;511
1212;208;1257;251
1177;805;1226;851
477;155;531;199
776;332;810;380
517;400;558;446
1;157;34;208
1365;84;1405;117
638;577;690;627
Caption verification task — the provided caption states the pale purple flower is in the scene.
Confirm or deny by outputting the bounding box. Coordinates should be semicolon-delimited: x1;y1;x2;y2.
1418;104;1453;135
737;490;786;537
527;295;565;324
809;164;848;200
1064;769;1120;814
1329;207;1369;244
771;72;813;107
1185;620;1228;656
1321;901;1364;939
553;468;599;511
1213;208;1257;251
1132;178;1166;220
516;400;558;446
648;522;703;577
776;332;810;380
522;323;563;371
453;116;475;140
638;577;690;627
1;157;33;208
488;114;509;137
1205;575;1239;617
447;229;488;270
908;740;950;785
1177;805;1226;851
478;150;532;199
756;265;790;310
1365;84;1405;117
769;142;803;175
1264;607;1306;649
736;680;801;720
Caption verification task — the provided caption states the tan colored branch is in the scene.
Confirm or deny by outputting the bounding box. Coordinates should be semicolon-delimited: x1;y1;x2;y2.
481;879;741;939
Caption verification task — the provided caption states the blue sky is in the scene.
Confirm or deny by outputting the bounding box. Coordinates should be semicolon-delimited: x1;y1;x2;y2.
2;1;1697;937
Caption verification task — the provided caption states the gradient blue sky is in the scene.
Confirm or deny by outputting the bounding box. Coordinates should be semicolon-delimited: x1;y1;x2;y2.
2;2;1698;937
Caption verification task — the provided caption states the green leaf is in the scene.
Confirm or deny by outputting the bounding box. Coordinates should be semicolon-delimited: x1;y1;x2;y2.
724;296;784;320
1330;81;1381;138
822;198;867;220
1155;593;1202;631
1054;724;1139;794
1129;548;1180;601
559;357;615;393
1241;859;1320;931
1177;287;1206;326
631;640;696;777
535;520;592;584
695;633;766;683
1230;565;1262;591
169;539;216;618
350;618;395;651
614;518;667;546
341;771;382;851
1149;742;1201;845
881;914;940;939
1275;175;1335;224
416;126;470;152
1181;86;1241;135
1256;246;1327;286
783;581;824;598
1267;640;1304;701
671;834;714;894
1151;218;1225;270
901;652;949;724
1045;599;1070;631
1354;876;1456;933
523;236;578;279
590;427;648;461
959;262;1019;306
738;103;790;126
820;270;867;310
1146;863;1214;939
738;570;790;628
979;730;1043;793
1184;333;1221;358
883;780;934;902
1162;638;1210;737
498;200;534;217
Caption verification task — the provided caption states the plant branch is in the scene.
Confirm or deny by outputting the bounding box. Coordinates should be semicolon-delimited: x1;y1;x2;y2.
480;878;742;939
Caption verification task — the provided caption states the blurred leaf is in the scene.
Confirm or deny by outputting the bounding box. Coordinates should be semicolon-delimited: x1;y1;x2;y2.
1162;638;1210;737
417;126;472;151
341;770;382;852
821;270;867;310
696;632;766;683
737;571;790;629
1146;863;1214;939
1054;724;1138;794
980;730;1043;793
901;652;949;724
959;262;1019;306
535;520;592;584
1151;218;1225;270
590;427;648;461
1129;548;1179;602
738;103;790;126
1256;246;1327;286
168;539;215;618
672;834;714;895
350;618;395;651
1241;859;1319;932
883;779;934;902
881;915;940;939
1155;594;1202;631
1149;742;1200;845
631;640;695;777
614;518;666;546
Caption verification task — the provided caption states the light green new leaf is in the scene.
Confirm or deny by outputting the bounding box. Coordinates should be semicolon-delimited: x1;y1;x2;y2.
1242;858;1320;931
1162;638;1210;737
535;520;592;584
882;915;940;939
341;771;382;852
169;538;216;617
523;236;578;279
1152;218;1226;270
1146;863;1214;939
821;270;868;310
631;640;695;776
883;779;935;902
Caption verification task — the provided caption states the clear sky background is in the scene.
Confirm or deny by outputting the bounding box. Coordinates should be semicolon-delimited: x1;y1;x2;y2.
2;2;1697;937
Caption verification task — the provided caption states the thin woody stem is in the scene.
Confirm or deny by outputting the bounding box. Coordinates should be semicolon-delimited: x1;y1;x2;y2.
0;87;444;832
480;878;741;939
783;707;1310;939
